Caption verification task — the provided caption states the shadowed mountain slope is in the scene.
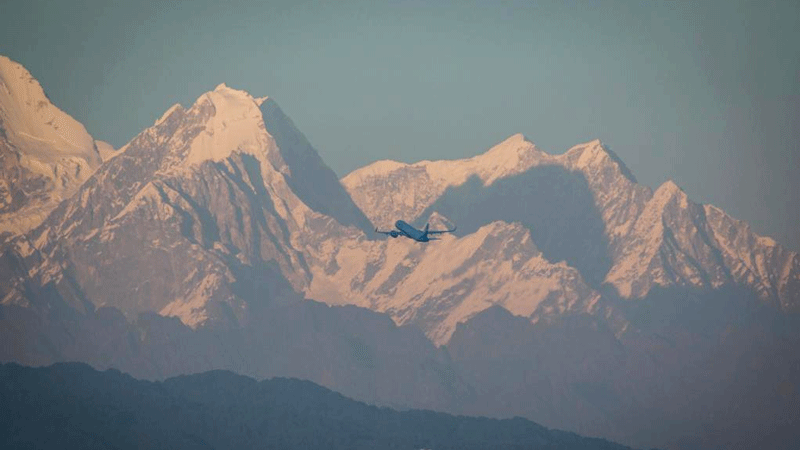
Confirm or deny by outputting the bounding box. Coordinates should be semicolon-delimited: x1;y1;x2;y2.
259;98;373;233
419;167;611;286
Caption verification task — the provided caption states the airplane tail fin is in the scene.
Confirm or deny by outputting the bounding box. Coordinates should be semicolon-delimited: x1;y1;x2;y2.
424;223;429;235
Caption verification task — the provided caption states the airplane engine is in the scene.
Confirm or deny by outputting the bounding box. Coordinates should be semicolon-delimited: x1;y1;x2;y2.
390;231;399;238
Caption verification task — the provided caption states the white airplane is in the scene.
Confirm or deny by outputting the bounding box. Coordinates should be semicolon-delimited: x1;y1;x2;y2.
375;220;457;242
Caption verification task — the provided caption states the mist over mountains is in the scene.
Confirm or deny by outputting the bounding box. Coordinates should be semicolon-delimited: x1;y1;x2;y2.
1;55;798;450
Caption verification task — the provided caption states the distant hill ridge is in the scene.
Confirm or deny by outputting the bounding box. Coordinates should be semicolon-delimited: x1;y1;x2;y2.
0;362;634;450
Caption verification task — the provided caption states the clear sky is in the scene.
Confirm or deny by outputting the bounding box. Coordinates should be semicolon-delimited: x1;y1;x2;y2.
2;0;798;249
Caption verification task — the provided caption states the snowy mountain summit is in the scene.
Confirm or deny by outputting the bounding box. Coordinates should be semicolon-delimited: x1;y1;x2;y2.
0;55;110;237
342;133;545;229
344;135;800;316
1;77;373;328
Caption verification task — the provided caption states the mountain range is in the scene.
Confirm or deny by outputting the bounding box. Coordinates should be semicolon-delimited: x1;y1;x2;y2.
1;55;798;450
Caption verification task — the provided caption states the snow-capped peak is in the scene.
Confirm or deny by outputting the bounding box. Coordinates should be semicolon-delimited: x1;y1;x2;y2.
560;139;636;181
482;132;530;155
0;55;102;236
651;179;688;209
471;133;542;184
563;139;606;165
341;133;546;228
658;179;680;192
343;133;542;191
182;84;274;167
196;83;261;112
0;55;97;161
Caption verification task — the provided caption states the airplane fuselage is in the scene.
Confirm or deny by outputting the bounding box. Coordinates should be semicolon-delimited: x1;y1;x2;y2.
395;220;429;242
376;220;454;242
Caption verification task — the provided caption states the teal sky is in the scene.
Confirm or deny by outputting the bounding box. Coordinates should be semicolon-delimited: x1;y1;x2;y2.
2;0;798;250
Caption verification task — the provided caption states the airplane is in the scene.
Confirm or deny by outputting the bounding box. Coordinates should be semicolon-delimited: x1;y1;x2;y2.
375;220;457;242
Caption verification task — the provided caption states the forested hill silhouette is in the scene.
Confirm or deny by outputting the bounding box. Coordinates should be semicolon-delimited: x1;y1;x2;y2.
0;362;635;450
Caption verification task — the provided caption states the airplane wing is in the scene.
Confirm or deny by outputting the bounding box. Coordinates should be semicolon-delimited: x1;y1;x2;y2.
375;227;399;236
426;226;457;235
